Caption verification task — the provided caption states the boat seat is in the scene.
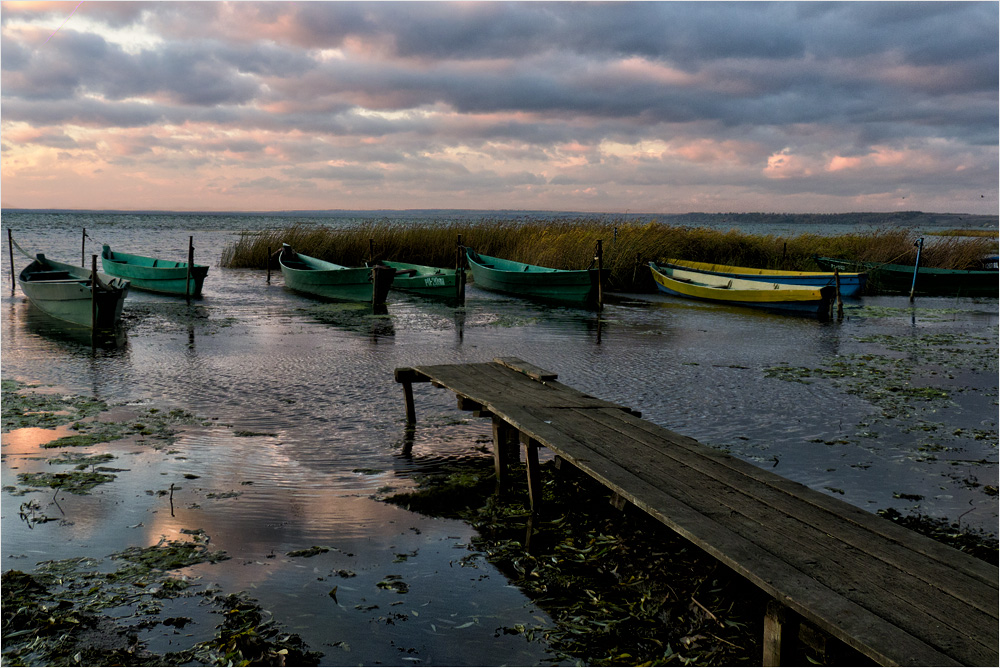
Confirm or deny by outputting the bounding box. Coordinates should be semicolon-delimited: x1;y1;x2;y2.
152;260;158;267
30;271;74;280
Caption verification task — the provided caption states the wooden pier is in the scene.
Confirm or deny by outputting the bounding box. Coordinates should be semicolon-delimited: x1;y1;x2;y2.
394;358;998;666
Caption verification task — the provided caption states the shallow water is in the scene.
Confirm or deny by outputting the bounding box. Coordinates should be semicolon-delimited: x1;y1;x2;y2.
2;212;997;665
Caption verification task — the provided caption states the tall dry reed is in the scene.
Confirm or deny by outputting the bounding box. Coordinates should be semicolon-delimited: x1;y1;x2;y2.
220;219;996;292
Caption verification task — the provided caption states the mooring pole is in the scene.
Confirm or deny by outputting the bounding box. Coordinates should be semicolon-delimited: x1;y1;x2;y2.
456;234;466;301
82;228;87;267
91;254;99;331
909;237;923;303
834;269;843;319
8;229;15;294
266;246;272;284
186;236;194;299
595;239;604;309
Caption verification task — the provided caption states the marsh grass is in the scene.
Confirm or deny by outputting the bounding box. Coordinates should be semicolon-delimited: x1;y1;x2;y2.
927;229;998;238
221;219;997;292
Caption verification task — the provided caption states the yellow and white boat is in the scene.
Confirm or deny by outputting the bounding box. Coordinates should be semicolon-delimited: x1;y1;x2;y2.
649;261;835;316
663;258;866;296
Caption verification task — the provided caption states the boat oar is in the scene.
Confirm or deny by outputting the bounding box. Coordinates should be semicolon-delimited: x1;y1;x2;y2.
909;237;924;302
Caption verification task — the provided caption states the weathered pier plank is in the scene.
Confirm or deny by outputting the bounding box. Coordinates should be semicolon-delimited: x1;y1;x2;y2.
394;358;998;667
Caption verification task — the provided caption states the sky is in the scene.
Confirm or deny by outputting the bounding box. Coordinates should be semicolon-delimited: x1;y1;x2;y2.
1;1;998;215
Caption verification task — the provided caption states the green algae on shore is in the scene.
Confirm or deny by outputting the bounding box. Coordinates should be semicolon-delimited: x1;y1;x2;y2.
2;380;110;432
2;541;322;667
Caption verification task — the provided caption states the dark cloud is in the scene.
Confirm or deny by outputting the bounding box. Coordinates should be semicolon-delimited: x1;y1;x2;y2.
1;1;995;212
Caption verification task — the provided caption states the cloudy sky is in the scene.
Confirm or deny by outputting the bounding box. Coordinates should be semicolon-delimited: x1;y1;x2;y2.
1;1;997;214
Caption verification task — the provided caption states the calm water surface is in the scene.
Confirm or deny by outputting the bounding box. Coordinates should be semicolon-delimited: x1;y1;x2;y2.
2;212;997;665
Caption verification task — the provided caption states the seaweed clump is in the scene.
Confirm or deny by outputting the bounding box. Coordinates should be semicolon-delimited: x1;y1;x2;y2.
385;459;764;666
1;535;322;667
877;508;999;565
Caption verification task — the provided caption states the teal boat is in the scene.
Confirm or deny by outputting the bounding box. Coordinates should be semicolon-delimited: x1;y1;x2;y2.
19;253;129;328
814;256;997;297
279;244;394;303
101;245;208;296
465;249;605;303
377;260;461;296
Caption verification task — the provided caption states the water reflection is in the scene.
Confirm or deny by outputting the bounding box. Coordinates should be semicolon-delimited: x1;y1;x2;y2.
18;302;130;353
4;228;998;666
300;302;396;341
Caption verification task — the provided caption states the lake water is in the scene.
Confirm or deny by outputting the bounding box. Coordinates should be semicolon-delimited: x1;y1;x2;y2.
2;211;997;665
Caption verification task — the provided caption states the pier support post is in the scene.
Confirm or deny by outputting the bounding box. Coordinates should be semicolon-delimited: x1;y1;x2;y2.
521;433;543;512
395;368;422;426
492;417;519;487
763;599;800;666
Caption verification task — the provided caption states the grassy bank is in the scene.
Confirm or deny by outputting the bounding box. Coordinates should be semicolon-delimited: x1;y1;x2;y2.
220;219;996;292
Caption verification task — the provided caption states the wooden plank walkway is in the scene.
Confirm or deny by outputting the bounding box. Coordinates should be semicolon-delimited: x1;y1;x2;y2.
394;358;999;667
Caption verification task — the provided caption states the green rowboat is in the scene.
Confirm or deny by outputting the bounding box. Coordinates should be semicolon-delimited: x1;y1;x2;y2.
465;250;605;303
279;244;394;303
19;253;129;328
101;245;208;296
377;260;461;296
814;256;997;297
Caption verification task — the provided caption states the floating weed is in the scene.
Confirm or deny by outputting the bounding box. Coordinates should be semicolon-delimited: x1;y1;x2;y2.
1;381;110;432
17;499;58;528
206;490;241;499
16;470;116;494
877;509;998;564
385;457;764;666
112;539;230;571
47;452;116;468
376;575;410;594
184;592;322;666
287;546;333;558
2;547;322;667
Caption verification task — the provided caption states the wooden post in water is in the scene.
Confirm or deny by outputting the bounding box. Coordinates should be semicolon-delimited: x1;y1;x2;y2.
371;264;394;305
595;239;604;309
834;269;843;319
90;254;99;332
266;246;272;284
186;236;193;299
763;600;801;666
395;368;419;426
8;229;15;294
82;228;87;267
492;416;519;491
909;237;923;302
456;234;466;301
521;432;543;513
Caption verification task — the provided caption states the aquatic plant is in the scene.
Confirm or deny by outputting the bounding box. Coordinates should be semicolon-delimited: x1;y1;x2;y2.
1;380;109;432
385;459;767;665
219;218;996;292
1;537;322;667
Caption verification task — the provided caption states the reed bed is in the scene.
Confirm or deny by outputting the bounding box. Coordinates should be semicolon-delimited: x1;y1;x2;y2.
220;218;997;292
926;229;999;238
